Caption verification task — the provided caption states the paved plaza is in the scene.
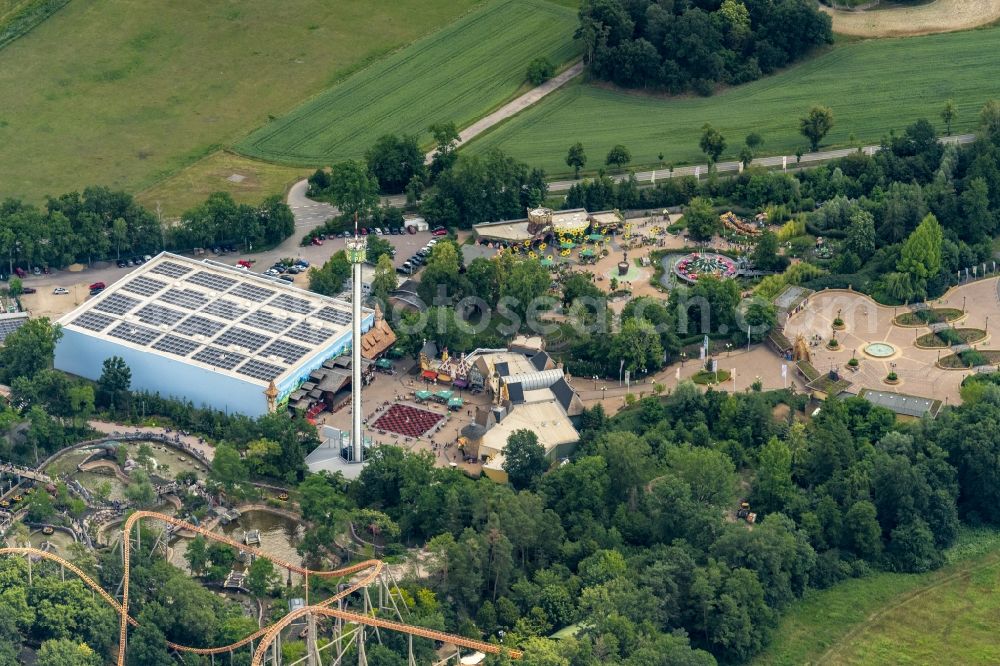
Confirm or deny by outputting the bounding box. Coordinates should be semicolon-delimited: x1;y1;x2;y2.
782;277;1000;405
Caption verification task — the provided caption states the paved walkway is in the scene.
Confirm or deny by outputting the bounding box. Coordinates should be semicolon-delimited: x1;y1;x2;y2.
423;61;585;165
548;134;977;192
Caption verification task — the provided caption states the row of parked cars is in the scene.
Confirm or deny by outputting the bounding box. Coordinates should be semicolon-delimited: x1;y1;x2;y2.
116;254;153;268
397;237;441;275
261;259;310;282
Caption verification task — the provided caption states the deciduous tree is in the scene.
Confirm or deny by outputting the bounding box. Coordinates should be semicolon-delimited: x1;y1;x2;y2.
503;429;547;490
800;105;834;152
566;142;587;179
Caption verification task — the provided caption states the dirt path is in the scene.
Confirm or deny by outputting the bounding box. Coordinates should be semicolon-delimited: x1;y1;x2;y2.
823;0;1000;37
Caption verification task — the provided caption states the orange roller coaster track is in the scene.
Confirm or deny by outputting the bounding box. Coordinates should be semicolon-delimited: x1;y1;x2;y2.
1;511;521;664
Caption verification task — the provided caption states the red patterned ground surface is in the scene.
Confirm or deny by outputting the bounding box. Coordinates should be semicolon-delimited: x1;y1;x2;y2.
372;404;443;438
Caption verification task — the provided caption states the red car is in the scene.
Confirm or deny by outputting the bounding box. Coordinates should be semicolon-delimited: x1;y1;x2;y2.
311;237;324;246
88;281;105;290
431;227;448;236
237;259;254;268
13;267;26;278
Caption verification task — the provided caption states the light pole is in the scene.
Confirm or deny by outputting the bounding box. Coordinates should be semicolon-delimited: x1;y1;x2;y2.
593;375;598;390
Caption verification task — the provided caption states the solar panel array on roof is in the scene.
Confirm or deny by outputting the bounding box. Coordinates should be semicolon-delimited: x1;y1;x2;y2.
261;339;310;364
315;306;351;326
192;346;246;370
175;315;225;338
215;326;271;352
243;310;295;334
186;270;239;292
120;275;167;297
230;283;275;302
202;299;250;320
149;261;192;278
237;359;285;382
61;254;363;385
271;294;313;315
0;315;27;343
134;303;185;327
286;322;333;345
160;288;209;310
151;334;200;357
93;293;141;315
73;311;115;332
108;322;160;346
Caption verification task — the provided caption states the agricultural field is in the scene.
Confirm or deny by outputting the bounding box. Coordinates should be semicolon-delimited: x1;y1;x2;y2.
823;0;1000;37
0;0;482;203
754;527;1000;665
235;0;580;166
466;26;1000;178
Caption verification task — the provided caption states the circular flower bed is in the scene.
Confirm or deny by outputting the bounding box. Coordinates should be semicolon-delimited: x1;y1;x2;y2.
673;252;738;283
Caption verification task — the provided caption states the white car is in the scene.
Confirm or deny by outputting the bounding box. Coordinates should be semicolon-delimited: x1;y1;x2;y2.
52;287;69;295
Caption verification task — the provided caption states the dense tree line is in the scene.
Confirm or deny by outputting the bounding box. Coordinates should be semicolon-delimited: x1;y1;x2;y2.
578;0;832;94
0;188;294;273
271;377;1000;665
794;115;997;302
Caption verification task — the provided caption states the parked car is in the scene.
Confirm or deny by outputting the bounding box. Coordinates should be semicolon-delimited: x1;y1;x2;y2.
406;225;417;235
311;237;323;246
279;274;294;282
21;287;36;294
295;259;310;267
89;287;104;296
88;282;106;291
52;287;69;295
14;267;26;278
431;226;448;236
116;259;127;268
237;260;253;268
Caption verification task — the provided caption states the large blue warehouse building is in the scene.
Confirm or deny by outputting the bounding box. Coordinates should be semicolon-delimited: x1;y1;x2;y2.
55;253;373;416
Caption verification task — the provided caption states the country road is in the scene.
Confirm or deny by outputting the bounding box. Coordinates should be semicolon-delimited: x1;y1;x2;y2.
547;133;977;192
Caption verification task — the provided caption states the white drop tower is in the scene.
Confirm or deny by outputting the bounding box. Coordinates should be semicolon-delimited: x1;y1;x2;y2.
345;214;367;463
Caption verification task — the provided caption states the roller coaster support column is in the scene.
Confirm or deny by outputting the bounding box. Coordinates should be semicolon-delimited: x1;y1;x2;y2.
407;635;416;666
306;612;320;666
357;627;367;666
363;588;381;644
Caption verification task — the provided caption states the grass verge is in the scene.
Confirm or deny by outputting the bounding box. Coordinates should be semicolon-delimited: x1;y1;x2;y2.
136;152;308;218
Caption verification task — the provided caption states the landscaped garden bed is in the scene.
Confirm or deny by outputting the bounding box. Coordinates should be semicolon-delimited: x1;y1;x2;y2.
938;350;1000;369
894;308;964;327
915;328;987;348
692;369;732;385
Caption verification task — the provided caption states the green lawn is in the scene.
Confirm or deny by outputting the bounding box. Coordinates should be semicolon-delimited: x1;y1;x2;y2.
466;26;1000;177
754;527;1000;665
0;0;482;202
235;0;580;166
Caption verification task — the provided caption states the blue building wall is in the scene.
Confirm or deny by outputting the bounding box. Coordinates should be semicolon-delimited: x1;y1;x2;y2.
54;311;374;417
275;312;374;400
55;328;269;416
